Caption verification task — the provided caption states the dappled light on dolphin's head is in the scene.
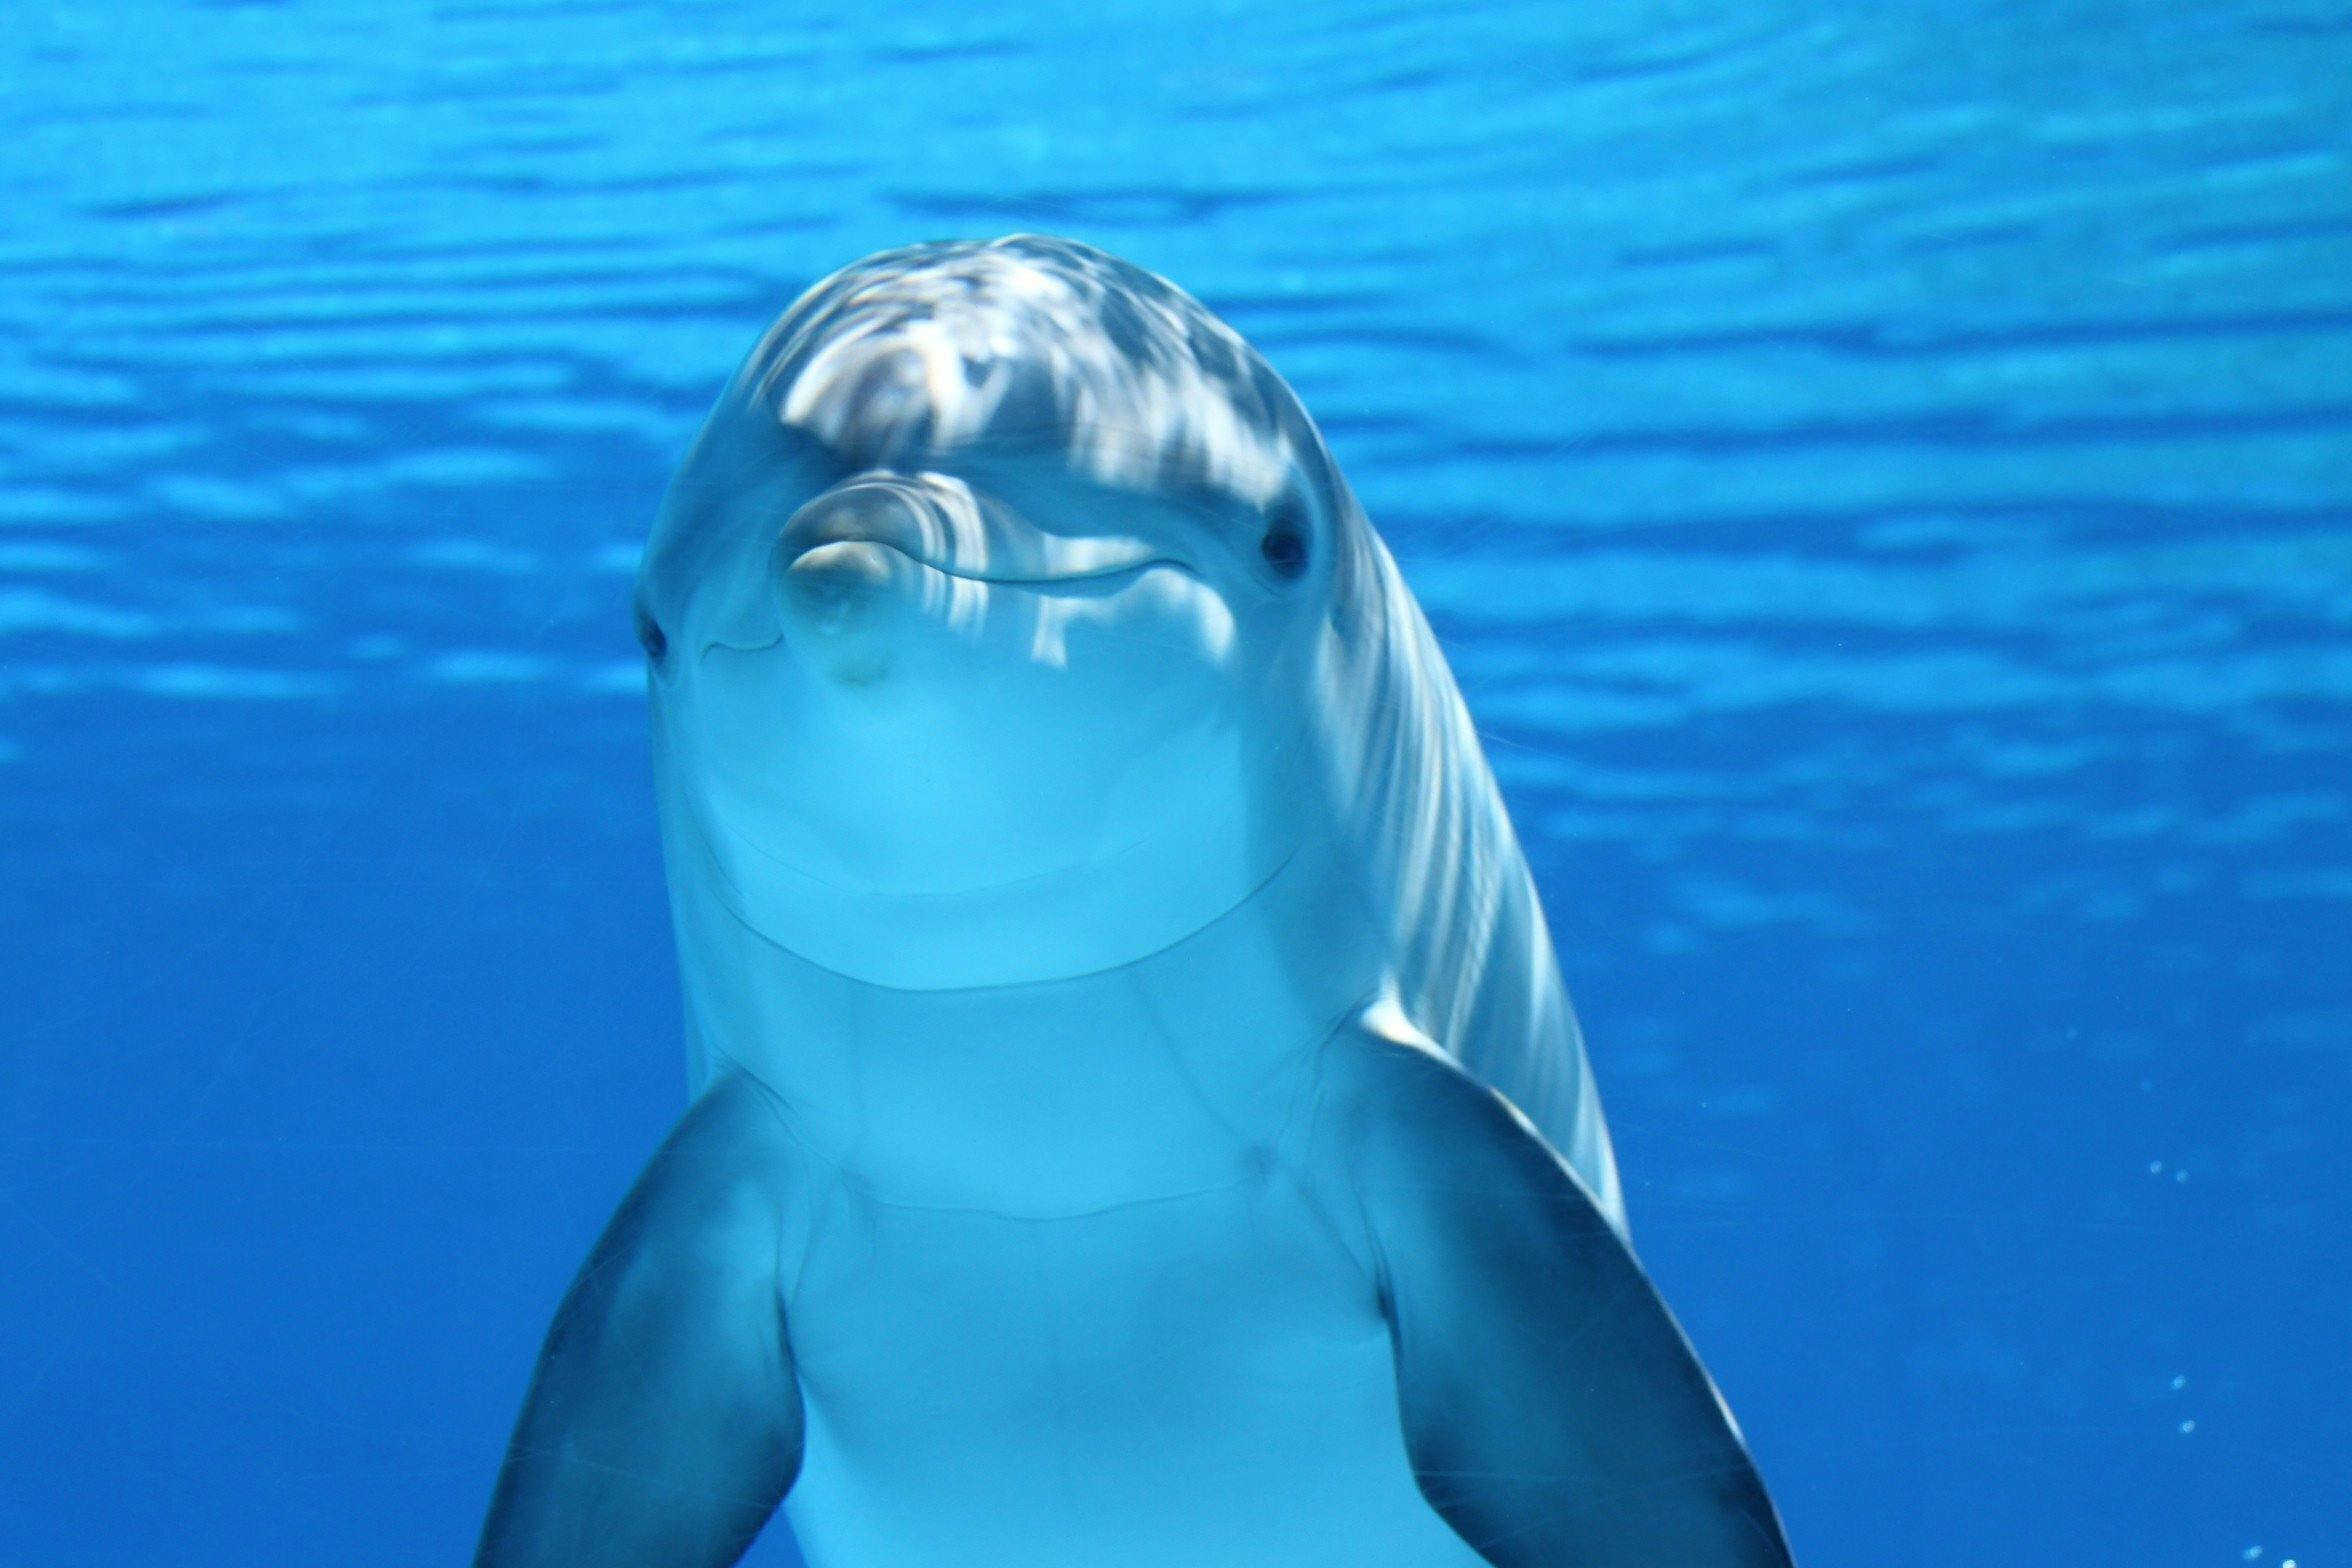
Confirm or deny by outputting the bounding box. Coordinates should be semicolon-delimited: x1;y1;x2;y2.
747;233;1317;508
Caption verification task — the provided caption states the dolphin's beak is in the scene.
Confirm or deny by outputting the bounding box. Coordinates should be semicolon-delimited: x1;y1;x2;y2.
774;476;1163;587
766;476;1174;687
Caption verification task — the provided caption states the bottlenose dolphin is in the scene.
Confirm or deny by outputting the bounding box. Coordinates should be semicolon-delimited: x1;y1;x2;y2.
475;235;1793;1568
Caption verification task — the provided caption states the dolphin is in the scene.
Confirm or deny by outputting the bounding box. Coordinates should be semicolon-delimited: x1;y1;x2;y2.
474;235;1793;1568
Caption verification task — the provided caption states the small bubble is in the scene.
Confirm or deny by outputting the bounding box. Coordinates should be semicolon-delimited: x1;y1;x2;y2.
2243;1549;2262;1562
2175;1169;2190;1184
2149;1160;2165;1176
2170;1375;2187;1391
2178;1418;2196;1434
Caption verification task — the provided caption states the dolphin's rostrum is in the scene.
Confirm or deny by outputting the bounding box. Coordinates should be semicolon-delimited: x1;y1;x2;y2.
474;235;1794;1568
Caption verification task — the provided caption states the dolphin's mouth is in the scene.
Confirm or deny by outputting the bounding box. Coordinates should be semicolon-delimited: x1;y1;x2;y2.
778;534;1187;606
882;547;1183;593
777;475;1178;595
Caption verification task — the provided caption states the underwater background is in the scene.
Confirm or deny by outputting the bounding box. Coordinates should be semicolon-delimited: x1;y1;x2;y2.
2;1;2346;1563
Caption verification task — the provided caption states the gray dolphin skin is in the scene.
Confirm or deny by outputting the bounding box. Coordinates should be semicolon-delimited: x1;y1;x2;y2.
474;235;1795;1568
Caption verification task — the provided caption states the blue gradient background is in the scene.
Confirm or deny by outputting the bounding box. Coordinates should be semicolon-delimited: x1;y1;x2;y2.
2;2;2346;1564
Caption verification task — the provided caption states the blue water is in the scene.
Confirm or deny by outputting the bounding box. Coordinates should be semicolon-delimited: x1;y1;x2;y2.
2;1;2347;1563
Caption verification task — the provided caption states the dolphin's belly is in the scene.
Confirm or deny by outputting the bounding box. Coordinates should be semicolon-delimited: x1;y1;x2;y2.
779;1164;1487;1568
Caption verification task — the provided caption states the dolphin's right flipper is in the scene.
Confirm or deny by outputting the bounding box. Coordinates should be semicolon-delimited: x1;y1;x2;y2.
1317;1026;1795;1568
474;1071;808;1568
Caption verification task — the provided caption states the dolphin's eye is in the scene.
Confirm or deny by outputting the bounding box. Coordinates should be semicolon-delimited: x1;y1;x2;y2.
1260;502;1310;581
633;604;670;665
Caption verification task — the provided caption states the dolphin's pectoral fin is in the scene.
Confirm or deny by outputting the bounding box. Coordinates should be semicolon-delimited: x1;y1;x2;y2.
474;1072;807;1568
1315;1029;1795;1568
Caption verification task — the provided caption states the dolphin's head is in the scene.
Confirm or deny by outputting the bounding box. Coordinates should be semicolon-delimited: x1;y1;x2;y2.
638;237;1354;988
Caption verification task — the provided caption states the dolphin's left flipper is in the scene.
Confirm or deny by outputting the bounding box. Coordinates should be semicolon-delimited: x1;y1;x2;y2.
474;1071;808;1568
1318;1028;1795;1568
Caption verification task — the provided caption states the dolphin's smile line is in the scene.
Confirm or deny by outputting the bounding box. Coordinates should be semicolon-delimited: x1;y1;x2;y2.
791;536;1188;595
